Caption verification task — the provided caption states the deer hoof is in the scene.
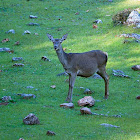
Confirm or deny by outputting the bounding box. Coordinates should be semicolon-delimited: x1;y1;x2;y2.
65;97;72;103
104;95;109;99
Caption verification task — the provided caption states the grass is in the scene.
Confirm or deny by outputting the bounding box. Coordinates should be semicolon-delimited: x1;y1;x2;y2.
0;0;140;139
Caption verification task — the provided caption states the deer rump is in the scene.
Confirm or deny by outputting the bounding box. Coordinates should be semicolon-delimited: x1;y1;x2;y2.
64;50;108;78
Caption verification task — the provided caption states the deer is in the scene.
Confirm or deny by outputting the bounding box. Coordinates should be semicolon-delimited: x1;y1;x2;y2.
47;33;109;103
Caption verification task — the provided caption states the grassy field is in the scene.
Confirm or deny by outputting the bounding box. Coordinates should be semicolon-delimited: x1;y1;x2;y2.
0;0;140;139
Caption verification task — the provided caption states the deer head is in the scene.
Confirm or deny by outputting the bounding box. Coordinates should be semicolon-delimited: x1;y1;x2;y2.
47;34;68;51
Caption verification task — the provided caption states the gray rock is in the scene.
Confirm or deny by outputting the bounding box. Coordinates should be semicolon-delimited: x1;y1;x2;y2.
0;48;10;52
78;96;95;107
17;93;36;99
60;103;74;108
112;69;130;78
27;23;40;26
23;30;31;34
126;10;140;26
80;107;92;115
12;57;23;61
13;63;24;67
56;72;68;76
100;123;120;128
26;86;34;89
41;56;51;61
6;29;15;34
29;15;38;19
46;130;56;136
131;65;140;71
93;19;102;24
84;88;93;94
2;96;12;101
92;74;102;79
23;113;40;125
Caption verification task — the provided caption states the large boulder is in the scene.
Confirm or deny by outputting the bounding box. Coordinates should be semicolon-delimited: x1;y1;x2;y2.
78;96;95;107
126;10;140;26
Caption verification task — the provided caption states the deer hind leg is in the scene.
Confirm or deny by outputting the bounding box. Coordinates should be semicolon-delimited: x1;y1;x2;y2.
97;66;109;99
66;73;77;103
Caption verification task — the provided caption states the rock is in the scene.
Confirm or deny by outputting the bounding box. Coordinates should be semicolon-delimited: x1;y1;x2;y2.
41;56;51;61
24;30;31;34
17;93;36;99
100;123;120;128
12;57;23;61
26;86;34;89
14;41;20;45
29;15;38;19
126;10;140;26
1;96;12;102
19;138;24;140
50;85;56;89
0;48;10;52
136;95;140;99
131;65;140;71
13;63;24;67
27;23;40;26
46;130;56;136
112;69;130;78
92;74;102;79
60;103;74;108
56;72;68;76
1;38;10;43
112;9;132;25
93;19;102;24
6;29;15;34
23;113;40;125
120;33;140;40
78;96;95;107
80;107;92;115
84;88;93;94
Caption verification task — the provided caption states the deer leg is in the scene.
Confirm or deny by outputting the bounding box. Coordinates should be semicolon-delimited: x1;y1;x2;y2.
97;67;109;99
66;73;77;103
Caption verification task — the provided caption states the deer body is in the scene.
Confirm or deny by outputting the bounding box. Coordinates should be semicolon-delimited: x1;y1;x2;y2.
47;34;109;102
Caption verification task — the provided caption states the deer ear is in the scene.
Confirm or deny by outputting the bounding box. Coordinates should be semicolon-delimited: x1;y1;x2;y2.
60;34;68;42
47;33;55;42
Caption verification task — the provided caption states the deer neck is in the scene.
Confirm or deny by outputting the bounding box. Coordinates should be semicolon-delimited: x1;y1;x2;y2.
56;45;68;68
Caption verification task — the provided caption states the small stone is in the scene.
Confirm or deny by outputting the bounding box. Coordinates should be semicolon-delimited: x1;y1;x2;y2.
60;103;74;108
6;29;15;34
75;12;79;15
23;113;40;125
78;96;95;107
57;72;68;76
1;38;10;43
24;30;31;34
136;95;140;99
100;123;120;128
41;56;51;61
92;74;102;79
0;48;10;52
50;85;56;89
19;138;24;140
26;86;34;89
14;41;20;45
12;57;23;61
84;88;93;94
46;130;56;136
29;15;38;19
93;19;102;24
80;107;92;115
17;93;36;99
131;65;140;71
13;63;24;67
2;96;12;102
27;23;39;26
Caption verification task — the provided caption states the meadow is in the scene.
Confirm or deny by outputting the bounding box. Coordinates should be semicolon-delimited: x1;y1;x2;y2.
0;0;140;139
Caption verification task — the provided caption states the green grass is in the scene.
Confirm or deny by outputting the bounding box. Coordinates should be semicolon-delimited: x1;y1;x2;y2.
0;0;140;140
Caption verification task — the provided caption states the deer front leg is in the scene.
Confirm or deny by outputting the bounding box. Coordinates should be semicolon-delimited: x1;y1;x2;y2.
66;73;77;103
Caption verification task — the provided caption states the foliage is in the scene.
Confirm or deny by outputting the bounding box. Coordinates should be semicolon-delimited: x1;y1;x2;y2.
0;0;140;140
